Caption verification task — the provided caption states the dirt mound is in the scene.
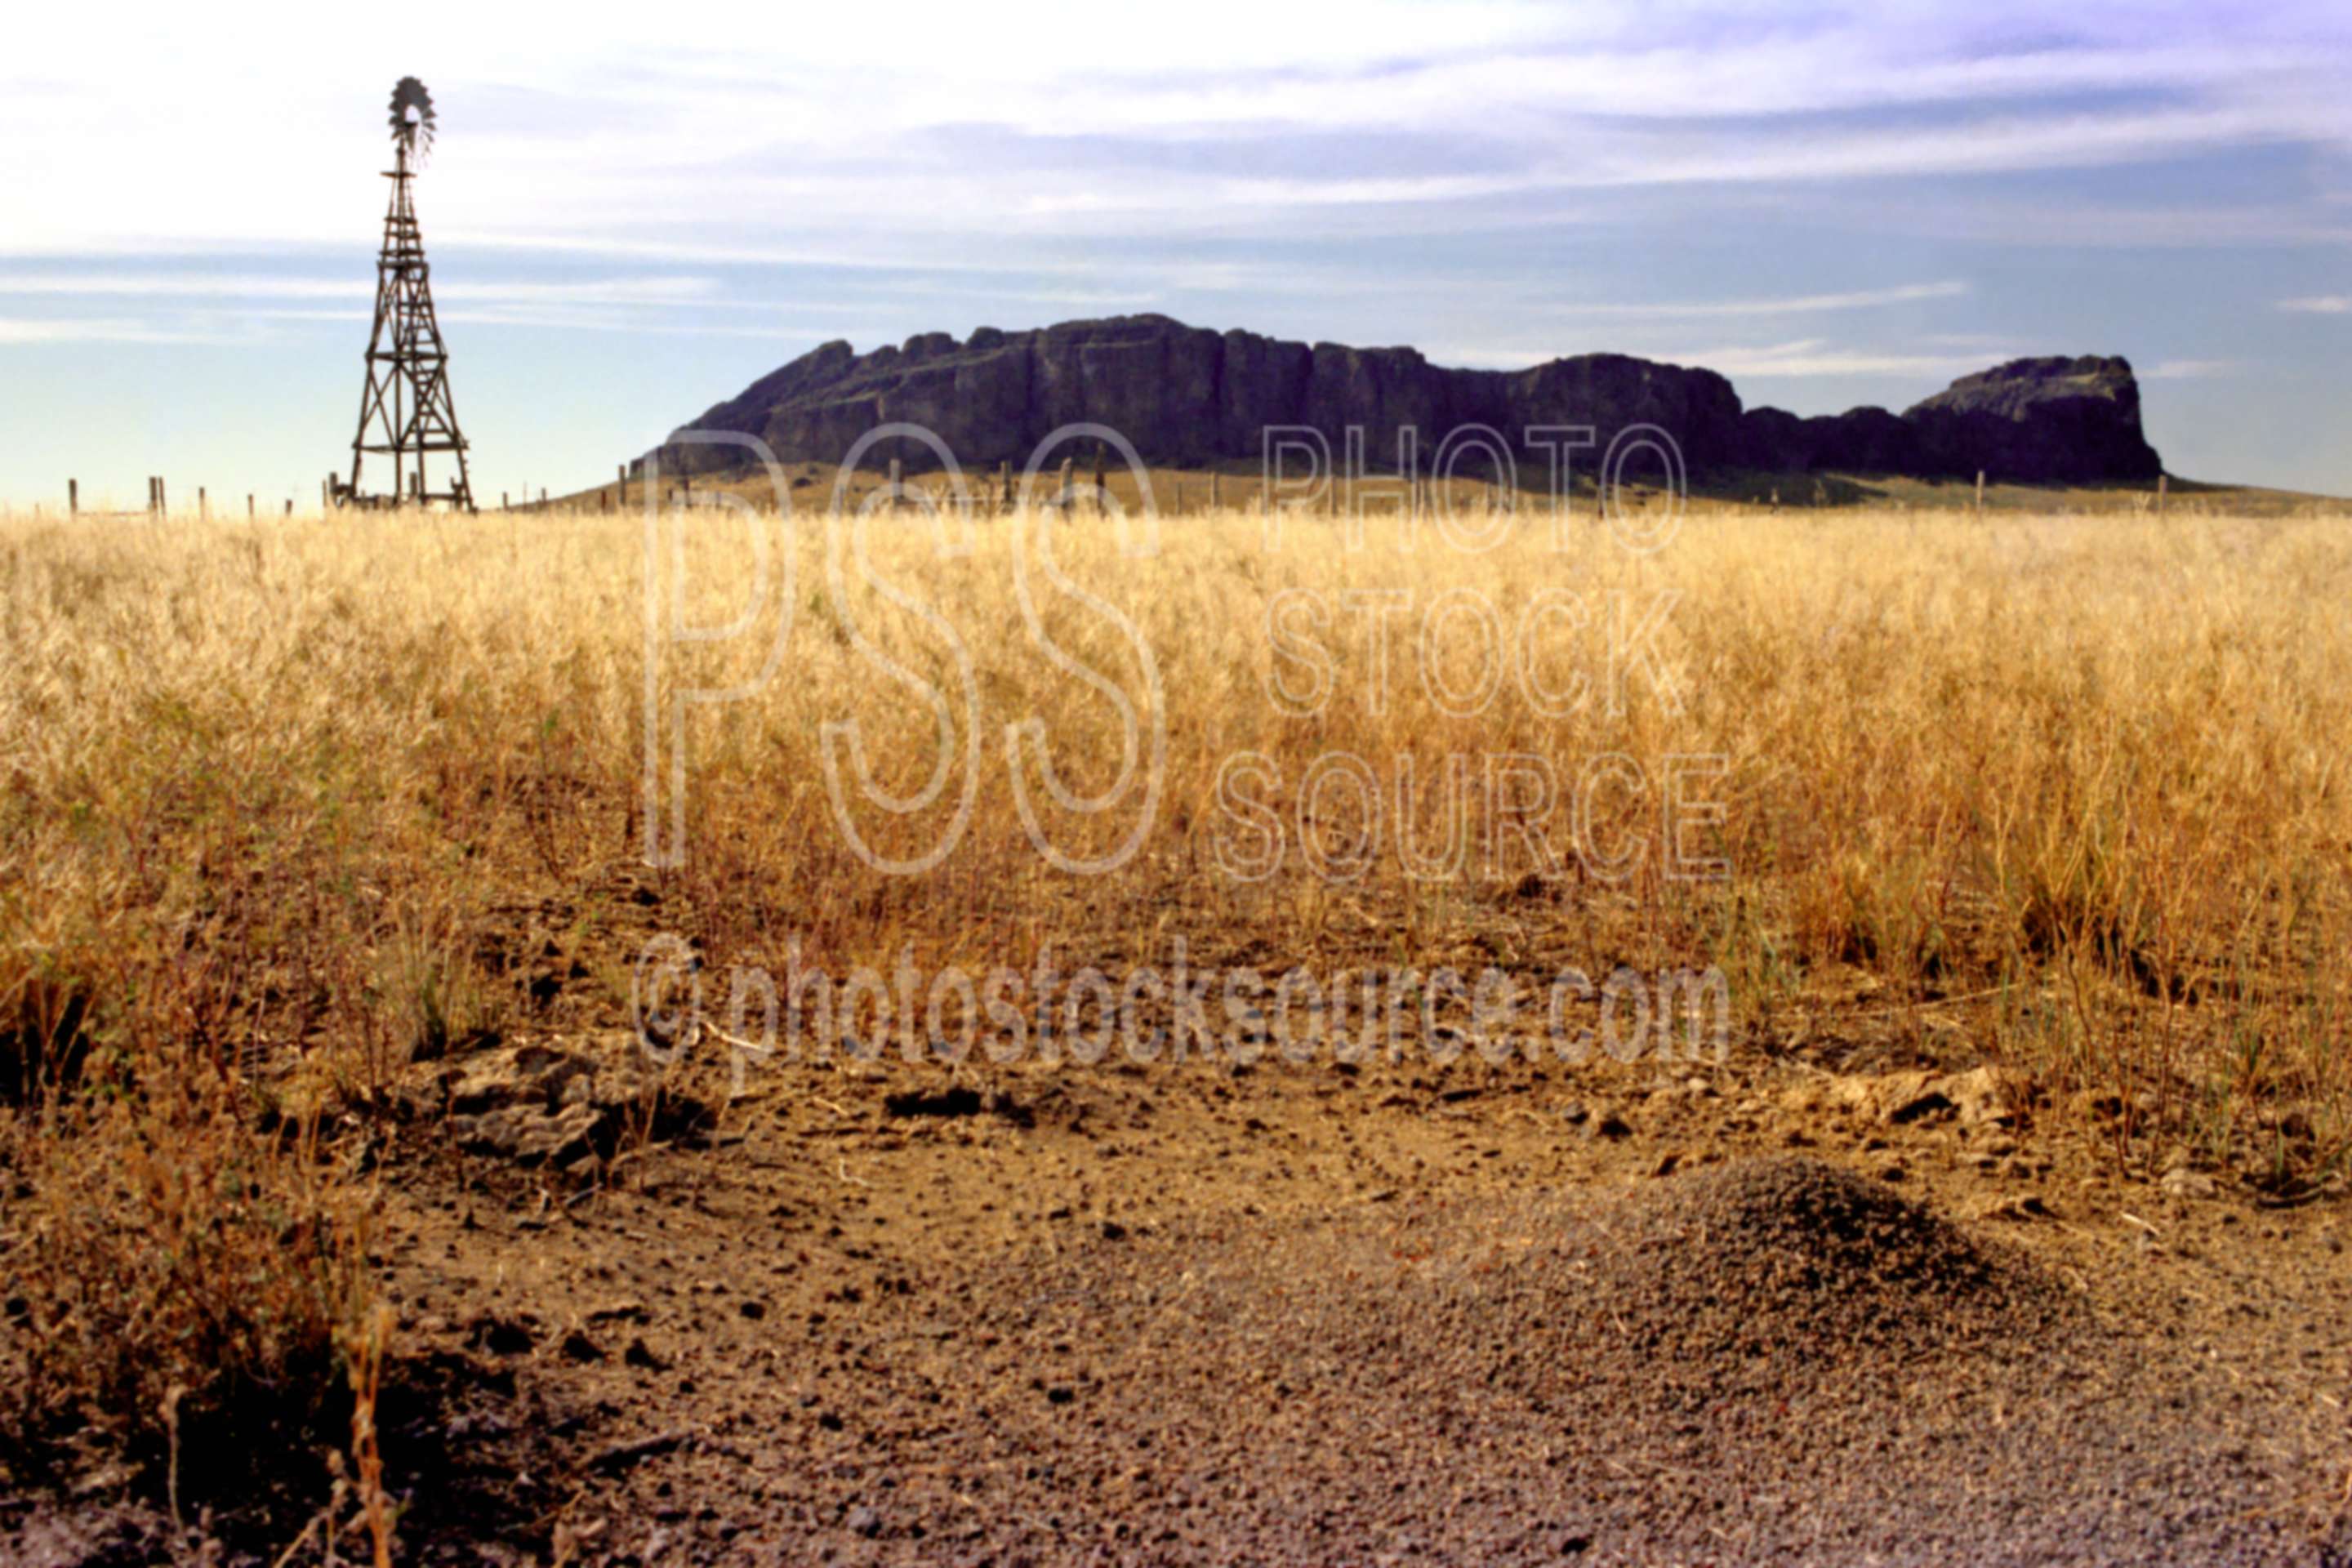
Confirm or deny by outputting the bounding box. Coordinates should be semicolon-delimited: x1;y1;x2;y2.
1572;1156;2057;1365
655;1159;2320;1564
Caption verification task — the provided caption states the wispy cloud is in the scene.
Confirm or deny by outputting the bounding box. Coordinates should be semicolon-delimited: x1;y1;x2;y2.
0;273;761;345
2278;295;2350;314
1657;339;2019;380
1428;336;2013;380
2;6;2346;257
0;274;368;300
2145;358;2238;379
0;316;234;345
1795;194;2352;251
0;272;723;306
1549;281;1969;321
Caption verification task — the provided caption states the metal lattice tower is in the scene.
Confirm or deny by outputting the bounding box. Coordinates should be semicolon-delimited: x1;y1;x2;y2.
341;78;474;510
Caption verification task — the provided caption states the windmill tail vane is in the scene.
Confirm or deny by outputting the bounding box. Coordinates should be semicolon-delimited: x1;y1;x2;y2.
337;77;475;512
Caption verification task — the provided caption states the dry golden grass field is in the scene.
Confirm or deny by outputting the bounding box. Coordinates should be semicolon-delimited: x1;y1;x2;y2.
3;493;2350;1561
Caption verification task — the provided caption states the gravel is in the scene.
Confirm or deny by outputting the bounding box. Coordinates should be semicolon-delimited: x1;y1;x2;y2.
707;1157;2344;1565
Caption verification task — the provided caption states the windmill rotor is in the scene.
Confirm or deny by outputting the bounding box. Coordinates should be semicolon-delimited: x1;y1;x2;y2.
389;76;437;161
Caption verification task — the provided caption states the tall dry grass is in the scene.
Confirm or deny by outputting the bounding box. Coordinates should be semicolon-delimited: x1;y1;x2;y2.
0;496;2347;1481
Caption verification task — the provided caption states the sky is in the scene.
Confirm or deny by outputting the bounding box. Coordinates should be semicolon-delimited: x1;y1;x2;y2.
2;0;2349;508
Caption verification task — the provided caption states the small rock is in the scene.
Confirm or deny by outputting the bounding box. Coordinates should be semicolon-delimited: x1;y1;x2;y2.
845;1504;882;1539
883;1086;984;1120
468;1313;537;1357
1778;1081;1829;1116
588;1299;649;1324
456;1102;603;1167
2160;1165;2218;1200
432;1035;711;1166
1944;1065;2013;1128
1884;1086;1954;1126
1585;1114;1633;1142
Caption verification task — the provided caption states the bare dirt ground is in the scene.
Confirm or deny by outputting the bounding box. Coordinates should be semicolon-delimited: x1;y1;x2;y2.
7;503;2352;1566
14;998;2346;1566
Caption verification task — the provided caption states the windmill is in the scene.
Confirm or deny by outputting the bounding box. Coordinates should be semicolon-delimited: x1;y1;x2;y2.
339;77;475;510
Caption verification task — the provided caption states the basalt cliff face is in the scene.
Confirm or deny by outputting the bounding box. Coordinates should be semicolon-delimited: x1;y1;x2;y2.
640;314;2162;486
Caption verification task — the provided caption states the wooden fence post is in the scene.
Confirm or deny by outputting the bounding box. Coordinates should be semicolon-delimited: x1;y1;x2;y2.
66;479;78;517
617;464;628;507
1092;444;1107;515
999;461;1013;512
1974;470;1985;514
1058;457;1074;509
2157;474;2167;514
283;500;292;517
888;458;902;511
198;487;207;519
247;494;255;519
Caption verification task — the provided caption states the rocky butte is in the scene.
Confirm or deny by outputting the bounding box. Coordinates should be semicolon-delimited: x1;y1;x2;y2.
638;314;2163;488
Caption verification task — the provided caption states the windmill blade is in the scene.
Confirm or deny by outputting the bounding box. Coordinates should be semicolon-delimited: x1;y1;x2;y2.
388;76;438;158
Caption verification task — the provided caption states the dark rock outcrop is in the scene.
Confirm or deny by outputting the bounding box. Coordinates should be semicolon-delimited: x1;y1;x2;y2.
1900;356;2161;483
428;1034;713;1169
1737;406;1926;475
639;315;2161;488
1498;353;1748;470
